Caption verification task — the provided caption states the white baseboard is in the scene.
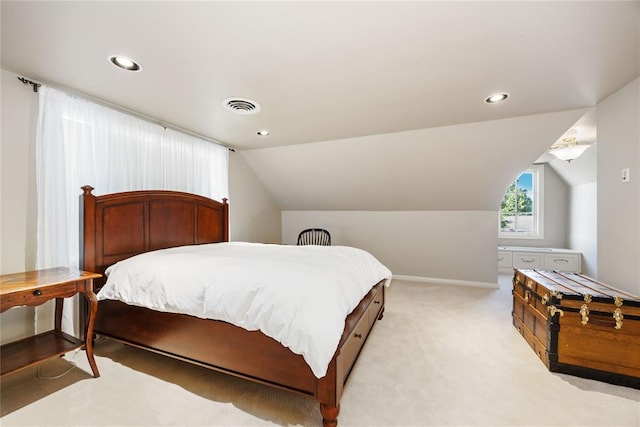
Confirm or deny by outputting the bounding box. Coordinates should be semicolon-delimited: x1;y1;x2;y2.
391;274;499;289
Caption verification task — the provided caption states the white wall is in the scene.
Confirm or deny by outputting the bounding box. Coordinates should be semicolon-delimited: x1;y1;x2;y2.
568;182;597;277
596;78;639;294
556;138;598;277
283;210;498;285
1;69;38;274
1;68;38;344
247;110;586;286
229;153;281;243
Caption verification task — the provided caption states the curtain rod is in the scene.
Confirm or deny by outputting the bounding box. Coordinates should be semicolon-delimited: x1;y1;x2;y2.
16;75;235;152
17;76;41;92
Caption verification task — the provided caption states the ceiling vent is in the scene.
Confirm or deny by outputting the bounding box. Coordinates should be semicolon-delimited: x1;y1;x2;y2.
222;97;261;115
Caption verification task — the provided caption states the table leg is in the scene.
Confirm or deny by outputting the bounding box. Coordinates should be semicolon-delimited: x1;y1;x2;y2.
54;298;64;332
82;281;100;378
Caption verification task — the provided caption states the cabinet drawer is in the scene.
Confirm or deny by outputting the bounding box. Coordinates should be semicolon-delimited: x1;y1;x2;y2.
340;285;383;381
1;283;78;310
544;254;580;272
512;252;544;269
498;251;512;269
368;287;384;328
340;311;369;379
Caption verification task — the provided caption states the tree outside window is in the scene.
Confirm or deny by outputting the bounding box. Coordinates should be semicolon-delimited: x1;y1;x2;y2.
499;167;542;238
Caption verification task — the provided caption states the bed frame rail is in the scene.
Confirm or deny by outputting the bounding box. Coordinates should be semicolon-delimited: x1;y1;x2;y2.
80;185;384;427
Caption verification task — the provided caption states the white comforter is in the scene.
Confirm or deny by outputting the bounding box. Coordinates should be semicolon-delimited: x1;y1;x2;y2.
98;242;392;378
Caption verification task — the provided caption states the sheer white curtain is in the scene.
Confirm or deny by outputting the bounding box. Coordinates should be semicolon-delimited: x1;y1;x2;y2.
36;86;228;334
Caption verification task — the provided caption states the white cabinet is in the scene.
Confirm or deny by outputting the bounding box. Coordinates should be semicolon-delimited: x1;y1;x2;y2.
512;252;544;270
544;253;580;272
497;251;512;270
498;246;581;273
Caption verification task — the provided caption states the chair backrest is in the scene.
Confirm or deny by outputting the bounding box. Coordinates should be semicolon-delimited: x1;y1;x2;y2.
297;228;331;246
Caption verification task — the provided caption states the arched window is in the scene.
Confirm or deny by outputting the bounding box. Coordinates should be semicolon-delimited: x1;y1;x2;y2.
499;165;544;239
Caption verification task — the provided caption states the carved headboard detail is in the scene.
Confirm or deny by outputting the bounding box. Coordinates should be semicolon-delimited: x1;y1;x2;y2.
80;185;229;288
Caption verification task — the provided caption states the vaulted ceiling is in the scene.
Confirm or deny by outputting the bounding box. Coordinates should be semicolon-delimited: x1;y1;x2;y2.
2;2;637;211
242;109;589;211
2;2;637;150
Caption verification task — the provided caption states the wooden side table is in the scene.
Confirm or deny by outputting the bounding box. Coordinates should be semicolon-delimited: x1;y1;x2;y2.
0;267;101;378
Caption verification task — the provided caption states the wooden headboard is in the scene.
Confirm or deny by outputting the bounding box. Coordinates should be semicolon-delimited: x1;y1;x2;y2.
80;185;229;287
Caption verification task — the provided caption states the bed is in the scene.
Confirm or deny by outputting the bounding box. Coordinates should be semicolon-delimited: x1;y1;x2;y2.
79;185;389;426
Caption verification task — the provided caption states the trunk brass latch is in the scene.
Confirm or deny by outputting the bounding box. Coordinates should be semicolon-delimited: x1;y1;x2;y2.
613;308;624;330
550;289;562;300
580;304;590;325
548;305;564;318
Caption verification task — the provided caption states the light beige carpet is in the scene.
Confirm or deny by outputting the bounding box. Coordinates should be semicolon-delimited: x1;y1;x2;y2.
1;276;639;426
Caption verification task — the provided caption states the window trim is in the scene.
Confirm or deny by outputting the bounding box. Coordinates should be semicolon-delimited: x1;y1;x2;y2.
499;164;544;240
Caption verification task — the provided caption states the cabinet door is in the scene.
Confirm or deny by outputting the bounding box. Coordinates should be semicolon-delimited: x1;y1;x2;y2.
512;252;544;269
498;251;513;272
544;253;580;272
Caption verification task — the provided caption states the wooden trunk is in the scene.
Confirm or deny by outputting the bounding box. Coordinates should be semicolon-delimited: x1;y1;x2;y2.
512;269;640;389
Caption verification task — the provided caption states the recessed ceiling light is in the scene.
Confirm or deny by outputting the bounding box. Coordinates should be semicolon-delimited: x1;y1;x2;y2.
109;55;141;71
257;130;271;136
484;93;509;104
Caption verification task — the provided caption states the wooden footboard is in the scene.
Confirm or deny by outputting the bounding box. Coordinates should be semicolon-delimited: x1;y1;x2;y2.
81;186;385;426
94;281;384;423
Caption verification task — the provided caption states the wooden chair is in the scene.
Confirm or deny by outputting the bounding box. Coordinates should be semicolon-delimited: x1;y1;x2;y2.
297;228;331;246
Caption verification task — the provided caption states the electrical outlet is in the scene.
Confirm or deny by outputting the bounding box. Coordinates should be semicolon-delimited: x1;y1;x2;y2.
621;168;630;183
